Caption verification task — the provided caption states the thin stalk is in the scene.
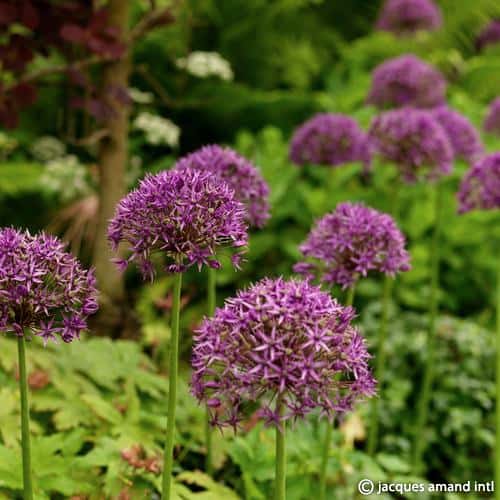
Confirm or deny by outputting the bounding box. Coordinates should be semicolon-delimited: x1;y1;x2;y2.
275;395;286;500
162;272;182;500
205;267;216;475
412;182;443;473
496;257;500;500
319;286;355;500
367;274;393;455
17;335;33;500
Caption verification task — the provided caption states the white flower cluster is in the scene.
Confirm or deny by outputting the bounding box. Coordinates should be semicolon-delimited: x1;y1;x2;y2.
176;51;234;81
133;112;180;147
40;155;91;202
129;87;154;104
30;136;66;162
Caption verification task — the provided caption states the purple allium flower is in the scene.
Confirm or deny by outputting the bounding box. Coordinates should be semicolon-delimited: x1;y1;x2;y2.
293;203;410;289
0;228;98;343
484;97;500;135
476;20;500;52
431;106;484;163
376;0;442;35
369;108;453;183
108;168;249;279
174;145;270;228
191;277;375;429
367;55;447;109
289;113;372;170
457;153;500;213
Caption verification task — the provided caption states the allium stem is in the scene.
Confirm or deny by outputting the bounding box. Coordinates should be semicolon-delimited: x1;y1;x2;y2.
162;272;182;500
367;274;393;455
319;286;355;500
275;395;286;500
205;266;216;475
412;182;443;473
17;335;33;500
496;257;500;500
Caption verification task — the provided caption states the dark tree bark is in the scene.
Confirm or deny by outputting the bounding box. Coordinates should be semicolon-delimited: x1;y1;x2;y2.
93;0;130;329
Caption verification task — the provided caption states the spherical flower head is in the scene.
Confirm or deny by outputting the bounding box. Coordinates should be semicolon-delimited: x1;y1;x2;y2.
376;0;442;35
367;55;447;109
484;97;500;135
369;108;453;183
0;228;98;343
108;168;249;279
191;277;375;429
293;203;410;289
174;145;270;228
457;153;500;213
431;106;484;163
289;113;372;170
476;20;500;52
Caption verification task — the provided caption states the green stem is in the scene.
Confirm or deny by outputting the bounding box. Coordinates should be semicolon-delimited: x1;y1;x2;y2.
275;395;286;500
367;275;393;455
319;286;355;500
205;267;216;475
162;272;182;500
412;182;443;473
17;335;33;500
496;257;500;500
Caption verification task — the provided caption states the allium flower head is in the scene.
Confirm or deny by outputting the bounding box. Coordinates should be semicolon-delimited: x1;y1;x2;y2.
367;55;446;109
376;0;442;35
289;113;372;170
476;20;500;52
457;153;500;213
431;106;484;163
484;97;500;135
369;108;453;183
294;203;410;289
0;228;98;343
108;168;248;278
191;277;375;429
175;145;270;228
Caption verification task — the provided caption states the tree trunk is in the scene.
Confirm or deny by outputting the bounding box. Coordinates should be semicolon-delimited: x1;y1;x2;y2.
93;0;130;330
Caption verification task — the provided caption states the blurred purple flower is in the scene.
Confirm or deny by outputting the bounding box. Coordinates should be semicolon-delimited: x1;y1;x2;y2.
369;108;453;183
294;202;410;289
431;106;484;163
289;113;372;170
457;153;500;213
174;145;270;229
367;55;446;109
0;228;98;343
476;20;500;51
108;168;248;279
484;97;500;135
191;277;375;429
376;0;442;35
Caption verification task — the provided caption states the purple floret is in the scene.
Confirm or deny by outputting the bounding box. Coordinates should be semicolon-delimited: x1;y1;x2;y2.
367;54;446;109
108;168;249;279
175;145;270;228
476;20;500;51
431;106;484;163
0;228;98;343
376;0;442;35
457;153;500;213
289;113;372;170
369;108;453;183
294;202;410;289
191;277;375;429
484;97;500;135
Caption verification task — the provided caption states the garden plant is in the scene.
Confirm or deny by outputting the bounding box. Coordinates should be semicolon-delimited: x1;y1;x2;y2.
1;0;500;499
